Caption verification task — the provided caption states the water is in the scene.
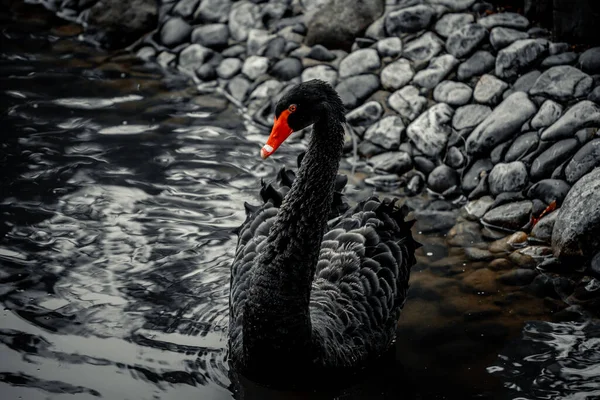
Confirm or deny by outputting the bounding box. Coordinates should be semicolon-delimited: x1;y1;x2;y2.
1;3;599;399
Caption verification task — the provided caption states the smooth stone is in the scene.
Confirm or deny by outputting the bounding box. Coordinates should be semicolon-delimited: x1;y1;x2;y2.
136;46;156;61
173;0;200;19
588;86;600;104
413;209;458;234
364;116;405;150
478;12;529;30
489;27;528;50
160;17;192;47
156;51;176;68
530;66;593;102
427;165;460;194
307;44;336;61
541;52;578;68
346;101;383;127
380;58;414;91
301;65;338;86
531;210;557;242
498;269;537;286
491;141;511;164
191;24;229;49
368;151;412;174
483;201;533;230
530;139;580;182
452;104;492;133
531;100;563;130
195;63;216;80
541;101;600;141
335;74;380;109
488;161;529;196
445;23;487;59
216;57;242;79
496;39;549;79
429;0;476;11
527;179;570;205
227;76;251;101
412;54;458;89
466;92;537;156
358;141;386;157
270;58;302;80
433;81;472;106
265;38;289;59
456;50;495;81
504;131;539;162
241;55;269;80
489;231;528;253
228;1;261;42
388;85;427;121
464;196;494;220
504;70;541;98
473;74;509;105
178;44;212;72
434;12;474;38
552;168;600;258
376;37;403;58
406;173;425;195
565;139;600;183
365;15;385;40
385;4;435;35
445;146;465;169
549;42;569;55
403;32;444;63
406;103;454;158
462;158;493;192
578;47;600;74
413;156;436;175
222;44;245;58
339;48;380;78
246;29;275;56
446;220;485;247
195;0;231;22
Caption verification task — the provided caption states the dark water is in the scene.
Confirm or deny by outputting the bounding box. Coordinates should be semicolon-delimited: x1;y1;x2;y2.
1;3;599;400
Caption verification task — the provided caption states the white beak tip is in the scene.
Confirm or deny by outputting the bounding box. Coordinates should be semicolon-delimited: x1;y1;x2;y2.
261;145;274;159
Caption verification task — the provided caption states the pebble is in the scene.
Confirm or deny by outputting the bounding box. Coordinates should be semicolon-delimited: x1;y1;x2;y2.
241;55;269;80
364;116;405;150
195;0;231;23
191;24;229;49
498;269;538;286
247;29;275;56
445;23;488;59
264;38;288;60
367;151;412;174
478;12;530;30
445;146;466;169
270;57;302;80
531;210;558;242
527;179;571;206
160;17;192;47
530;100;563;130
530;65;593;101
466;92;537;156
433;81;472;106
530;138;580;182
413;156;436;175
473;74;509;105
412;54;458;89
489;231;528;253
222;44;245;58
428;0;476;12
462;158;493;193
541;100;600;141
195;63;216;80
157;51;176;68
504;70;541;98
490;141;511;164
346;101;383;128
541;52;578;68
227;75;251;102
228;1;261;42
301;65;338;86
406;103;454;158
178;44;212;73
565;139;600;183
446;220;485;246
434;12;474;38
489;27;529;50
376;37;403;58
335;74;380;109
588;86;600;104
339;48;380;78
496;39;549;79
307;44;336;61
488;161;529;196
456;50;496;81
452;104;492;134
136;46;156;61
388;85;427;121
427;165;460;194
385;4;435;35
380;58;414;91
216;57;242;79
504;131;539;162
482;201;533;230
173;0;201;19
578;47;600;74
403;32;444;63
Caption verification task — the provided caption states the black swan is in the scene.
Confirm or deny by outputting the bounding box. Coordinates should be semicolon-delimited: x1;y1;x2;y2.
229;79;418;385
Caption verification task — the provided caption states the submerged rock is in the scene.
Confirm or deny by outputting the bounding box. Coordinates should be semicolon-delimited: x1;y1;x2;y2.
540;100;600;141
530;66;593;101
406;103;454;158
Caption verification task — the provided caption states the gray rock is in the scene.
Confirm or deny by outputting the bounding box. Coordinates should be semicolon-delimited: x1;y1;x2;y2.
413;156;436;175
367;151;412;174
178;44;212;73
530;138;580;181
452;104;492;133
335;74;380;109
530;66;593;102
428;0;476;11
364;116;405;150
385;4;435;35
412;54;459;89
457;51;496;81
228;1;261;42
270;58;303;80
478;12;529;30
406;103;454;158
388;85;427;121
216;57;242;79
552;167;600;259
173;0;200;19
588;86;600;104
346;101;383;128
227;75;251;101
428;165;460;194
191;24;229;49
445;146;466;169
445;23;487;59
531;211;558;242
579;47;600;74
195;0;232;22
483;201;533;230
504;70;542;98
365;15;386;40
433;81;472;106
466;92;537;156
157;51;176;68
246;29;275;56
465;196;494;219
136;46;156;61
488;161;529;195
541;52;578;68
403;32;444;63
496;39;549;79
462;158;493;192
160;17;192;47
434;12;474;38
339;48;380;78
489;27;529;50
473;74;509;105
376;37;403;58
222;44;245;58
301;65;338;86
491;141;512;164
241;55;269;80
527;179;571;206
565;139;600;183
413;210;459;233
541;101;600;141
531;100;563;130
504;131;539;162
307;45;336;61
380;58;414;91
195;63;216;81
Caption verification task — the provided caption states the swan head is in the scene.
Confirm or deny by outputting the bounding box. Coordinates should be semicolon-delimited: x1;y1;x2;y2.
261;79;345;159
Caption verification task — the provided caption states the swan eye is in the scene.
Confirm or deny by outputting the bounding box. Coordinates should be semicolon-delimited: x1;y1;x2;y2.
288;104;297;113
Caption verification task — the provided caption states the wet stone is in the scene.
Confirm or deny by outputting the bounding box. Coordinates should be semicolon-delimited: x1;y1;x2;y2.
457;50;495;81
346;101;383;128
541;52;578;68
489;231;528;253
406;173;425;195
216;57;242;79
496;39;549;79
482;201;533;230
388;85;427;121
403;32;444;63
195;63;216;80
335;74;380;109
473;74;509;105
380;58;414;91
530;66;593;102
242;55;269;80
434;12;474;38
488;161;529;196
376;37;403;58
490;27;529;50
464;247;494;261
498;269;538;286
464;196;494;220
530;139;580;182
463;268;498;293
478;12;529;30
339;49;381;78
270;58;302;80
307;45;336;61
504;131;539;162
385;4;435;35
412;54;459;89
445;146;465;169
445;23;487;59
491;141;512;164
228;1;261;42
413;156;436;175
462;158;493;192
489;258;514;270
452;104;492;134
364;116;405;150
191;24;229;49
195;0;231;22
565;139;600;184
427;165;460;194
407;103;454;158
413;210;459;234
433;81;472;106
301;65;338;86
160;17;192;47
578;47;600;74
541;101;600;141
531;210;557;242
368;151;412;174
531;100;563;130
468;173;489;200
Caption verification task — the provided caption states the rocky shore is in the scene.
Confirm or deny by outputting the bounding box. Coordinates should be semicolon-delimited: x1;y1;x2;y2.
31;0;600;310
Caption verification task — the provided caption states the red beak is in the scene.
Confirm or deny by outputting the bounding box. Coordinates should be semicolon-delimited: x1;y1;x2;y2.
261;110;293;159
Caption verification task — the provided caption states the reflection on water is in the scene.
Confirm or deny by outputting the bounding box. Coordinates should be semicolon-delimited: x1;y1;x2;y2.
0;2;598;400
